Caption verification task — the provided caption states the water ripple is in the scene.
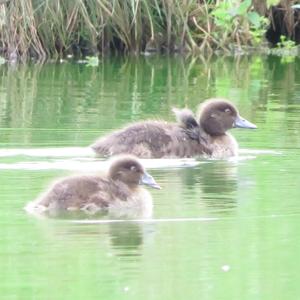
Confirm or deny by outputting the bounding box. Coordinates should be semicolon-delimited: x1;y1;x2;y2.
0;157;200;170
0;147;281;171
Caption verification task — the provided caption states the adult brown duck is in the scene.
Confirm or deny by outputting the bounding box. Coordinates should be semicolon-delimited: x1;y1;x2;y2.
25;155;160;218
91;98;257;159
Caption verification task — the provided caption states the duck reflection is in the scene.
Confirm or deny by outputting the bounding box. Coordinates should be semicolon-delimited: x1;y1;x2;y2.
156;161;239;215
198;161;238;195
198;161;238;213
175;161;238;194
108;222;146;256
29;218;154;258
71;221;148;256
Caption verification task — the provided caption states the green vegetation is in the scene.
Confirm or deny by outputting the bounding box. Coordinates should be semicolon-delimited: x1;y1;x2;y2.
269;35;299;59
86;56;99;67
211;0;268;48
0;0;286;61
277;35;297;49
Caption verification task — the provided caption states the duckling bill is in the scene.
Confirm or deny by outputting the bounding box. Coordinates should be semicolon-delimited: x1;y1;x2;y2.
25;155;160;218
91;98;256;159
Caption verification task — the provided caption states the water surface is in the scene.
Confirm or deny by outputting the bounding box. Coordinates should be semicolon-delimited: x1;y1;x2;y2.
1;55;300;299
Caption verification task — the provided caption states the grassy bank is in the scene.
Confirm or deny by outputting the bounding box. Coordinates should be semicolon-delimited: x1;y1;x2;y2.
0;0;288;61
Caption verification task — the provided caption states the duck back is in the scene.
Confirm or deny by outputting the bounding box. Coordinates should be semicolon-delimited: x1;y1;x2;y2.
91;121;211;158
29;175;131;215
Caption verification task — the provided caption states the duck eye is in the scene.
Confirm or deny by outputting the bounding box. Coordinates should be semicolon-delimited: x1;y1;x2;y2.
130;166;136;171
224;108;231;113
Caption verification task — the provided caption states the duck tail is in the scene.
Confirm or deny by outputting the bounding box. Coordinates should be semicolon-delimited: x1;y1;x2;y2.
172;108;199;129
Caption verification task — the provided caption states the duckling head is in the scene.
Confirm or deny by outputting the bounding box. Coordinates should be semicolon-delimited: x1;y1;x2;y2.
198;98;257;136
108;155;161;189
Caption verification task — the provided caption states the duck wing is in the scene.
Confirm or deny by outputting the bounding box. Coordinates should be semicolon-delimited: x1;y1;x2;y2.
91;121;173;158
172;107;205;141
172;108;198;129
37;176;112;209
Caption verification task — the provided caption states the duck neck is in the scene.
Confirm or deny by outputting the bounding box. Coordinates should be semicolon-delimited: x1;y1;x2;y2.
199;123;227;138
109;179;132;200
117;179;140;191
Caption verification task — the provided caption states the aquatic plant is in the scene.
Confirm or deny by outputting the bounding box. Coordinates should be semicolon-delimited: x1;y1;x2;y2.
86;56;99;67
277;35;297;49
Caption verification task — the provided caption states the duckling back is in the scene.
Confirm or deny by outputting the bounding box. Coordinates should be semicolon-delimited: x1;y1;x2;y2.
91;121;173;158
26;175;116;216
91;120;211;158
26;175;153;218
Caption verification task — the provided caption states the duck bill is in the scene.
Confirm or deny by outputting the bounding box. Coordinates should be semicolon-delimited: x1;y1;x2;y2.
140;172;161;189
234;115;257;129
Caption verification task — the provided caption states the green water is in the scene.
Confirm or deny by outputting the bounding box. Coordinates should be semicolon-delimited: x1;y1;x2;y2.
1;55;300;299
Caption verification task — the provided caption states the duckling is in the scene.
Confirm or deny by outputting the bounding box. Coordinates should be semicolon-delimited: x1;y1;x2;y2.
91;98;257;159
25;155;160;218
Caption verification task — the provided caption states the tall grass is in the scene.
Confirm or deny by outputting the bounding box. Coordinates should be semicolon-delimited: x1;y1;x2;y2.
0;0;270;60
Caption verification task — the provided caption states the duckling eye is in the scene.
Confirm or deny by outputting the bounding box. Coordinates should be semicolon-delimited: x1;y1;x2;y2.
224;108;231;114
130;166;137;171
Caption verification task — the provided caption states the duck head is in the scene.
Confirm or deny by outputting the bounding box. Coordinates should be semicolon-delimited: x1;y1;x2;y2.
198;98;257;136
108;155;161;189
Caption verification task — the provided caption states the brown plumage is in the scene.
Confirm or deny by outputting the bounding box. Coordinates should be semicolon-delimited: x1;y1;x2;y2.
25;155;160;218
91;98;256;159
